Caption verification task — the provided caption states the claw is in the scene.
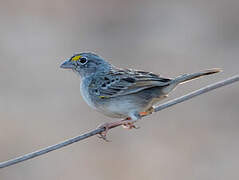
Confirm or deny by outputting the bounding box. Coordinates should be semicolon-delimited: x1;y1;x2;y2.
97;122;111;142
122;122;140;129
121;117;140;129
97;133;111;142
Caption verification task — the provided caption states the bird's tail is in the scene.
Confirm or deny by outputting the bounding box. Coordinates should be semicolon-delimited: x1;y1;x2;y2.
173;68;221;84
162;68;221;94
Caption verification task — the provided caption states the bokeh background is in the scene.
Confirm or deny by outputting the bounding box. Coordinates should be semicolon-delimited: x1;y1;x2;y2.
0;0;239;179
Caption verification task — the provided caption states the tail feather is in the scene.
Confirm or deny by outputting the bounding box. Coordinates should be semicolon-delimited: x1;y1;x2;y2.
161;68;221;94
173;68;221;84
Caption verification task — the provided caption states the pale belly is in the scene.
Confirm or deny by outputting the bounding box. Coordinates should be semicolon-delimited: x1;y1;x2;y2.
80;83;140;118
80;79;167;119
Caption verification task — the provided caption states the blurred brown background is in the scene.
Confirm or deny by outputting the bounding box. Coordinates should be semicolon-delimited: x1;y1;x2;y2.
0;0;239;179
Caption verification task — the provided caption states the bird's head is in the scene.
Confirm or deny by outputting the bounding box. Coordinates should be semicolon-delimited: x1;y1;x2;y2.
60;52;111;77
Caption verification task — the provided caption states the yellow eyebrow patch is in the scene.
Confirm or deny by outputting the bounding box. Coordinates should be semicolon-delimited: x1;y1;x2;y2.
72;55;82;61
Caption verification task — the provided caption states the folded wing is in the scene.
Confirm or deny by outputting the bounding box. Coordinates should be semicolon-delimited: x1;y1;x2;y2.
90;68;172;98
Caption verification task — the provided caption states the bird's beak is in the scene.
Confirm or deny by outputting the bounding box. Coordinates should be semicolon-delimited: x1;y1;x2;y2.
60;60;75;69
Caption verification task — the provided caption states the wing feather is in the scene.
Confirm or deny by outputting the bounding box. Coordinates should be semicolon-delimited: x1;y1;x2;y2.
89;68;172;98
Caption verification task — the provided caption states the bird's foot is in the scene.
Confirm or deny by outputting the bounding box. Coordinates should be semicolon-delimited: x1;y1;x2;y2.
121;117;140;129
97;120;128;141
97;118;140;141
97;122;111;142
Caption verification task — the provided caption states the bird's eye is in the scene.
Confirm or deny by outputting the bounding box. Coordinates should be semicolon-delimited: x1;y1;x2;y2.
79;57;87;64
